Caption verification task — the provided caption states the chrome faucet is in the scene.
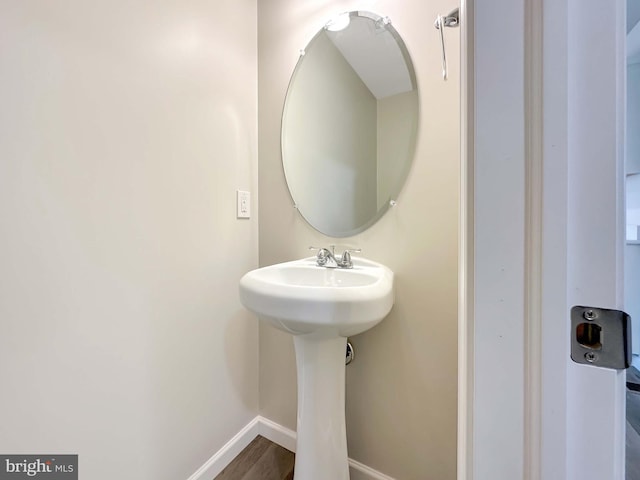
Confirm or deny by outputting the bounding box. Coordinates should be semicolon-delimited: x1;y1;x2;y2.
309;245;361;269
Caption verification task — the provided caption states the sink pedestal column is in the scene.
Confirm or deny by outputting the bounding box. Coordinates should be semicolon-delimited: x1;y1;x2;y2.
293;334;350;480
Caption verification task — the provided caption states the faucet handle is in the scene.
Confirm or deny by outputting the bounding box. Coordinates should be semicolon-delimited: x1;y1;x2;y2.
338;248;361;269
340;251;353;268
309;246;333;266
309;245;329;255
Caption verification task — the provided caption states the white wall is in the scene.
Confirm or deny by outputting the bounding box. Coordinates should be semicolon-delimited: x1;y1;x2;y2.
258;0;459;478
627;64;640;174
0;2;258;479
626;64;640;354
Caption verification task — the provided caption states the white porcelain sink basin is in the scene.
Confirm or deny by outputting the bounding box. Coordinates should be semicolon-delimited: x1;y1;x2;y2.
239;255;394;480
239;257;394;337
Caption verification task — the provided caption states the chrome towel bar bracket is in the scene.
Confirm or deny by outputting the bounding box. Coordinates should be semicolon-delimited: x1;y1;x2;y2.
434;7;460;80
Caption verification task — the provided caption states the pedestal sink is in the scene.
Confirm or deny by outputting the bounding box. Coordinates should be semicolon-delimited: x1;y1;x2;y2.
239;256;394;480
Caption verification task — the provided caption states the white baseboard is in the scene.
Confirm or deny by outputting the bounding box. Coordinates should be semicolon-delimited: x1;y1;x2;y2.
186;417;260;480
348;458;396;480
255;415;297;452
187;415;396;480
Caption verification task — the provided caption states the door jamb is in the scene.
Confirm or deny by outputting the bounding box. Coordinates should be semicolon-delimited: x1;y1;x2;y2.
459;1;627;479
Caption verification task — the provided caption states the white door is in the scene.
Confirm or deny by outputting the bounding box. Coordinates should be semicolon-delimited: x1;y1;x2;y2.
463;0;627;479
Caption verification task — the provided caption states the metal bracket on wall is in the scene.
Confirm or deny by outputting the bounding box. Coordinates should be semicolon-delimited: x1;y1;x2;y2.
570;305;632;370
434;8;460;81
346;340;354;365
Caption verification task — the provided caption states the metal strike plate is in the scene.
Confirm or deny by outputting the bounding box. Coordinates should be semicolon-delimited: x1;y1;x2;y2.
570;306;631;370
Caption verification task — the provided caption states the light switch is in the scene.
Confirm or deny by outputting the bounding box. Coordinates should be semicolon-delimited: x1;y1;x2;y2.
237;190;250;219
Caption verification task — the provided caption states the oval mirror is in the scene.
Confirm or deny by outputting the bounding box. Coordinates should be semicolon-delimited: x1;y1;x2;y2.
282;11;419;237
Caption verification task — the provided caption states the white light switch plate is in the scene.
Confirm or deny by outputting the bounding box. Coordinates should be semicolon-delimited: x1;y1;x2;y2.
237;190;250;218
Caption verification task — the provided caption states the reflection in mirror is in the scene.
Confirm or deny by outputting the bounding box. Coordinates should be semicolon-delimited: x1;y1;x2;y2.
282;11;419;237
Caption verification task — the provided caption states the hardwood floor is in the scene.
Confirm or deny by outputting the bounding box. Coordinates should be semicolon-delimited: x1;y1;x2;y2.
214;436;294;480
628;367;640;480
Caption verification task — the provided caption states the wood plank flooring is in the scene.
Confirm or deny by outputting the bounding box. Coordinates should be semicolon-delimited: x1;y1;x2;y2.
214;436;294;480
628;367;640;480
